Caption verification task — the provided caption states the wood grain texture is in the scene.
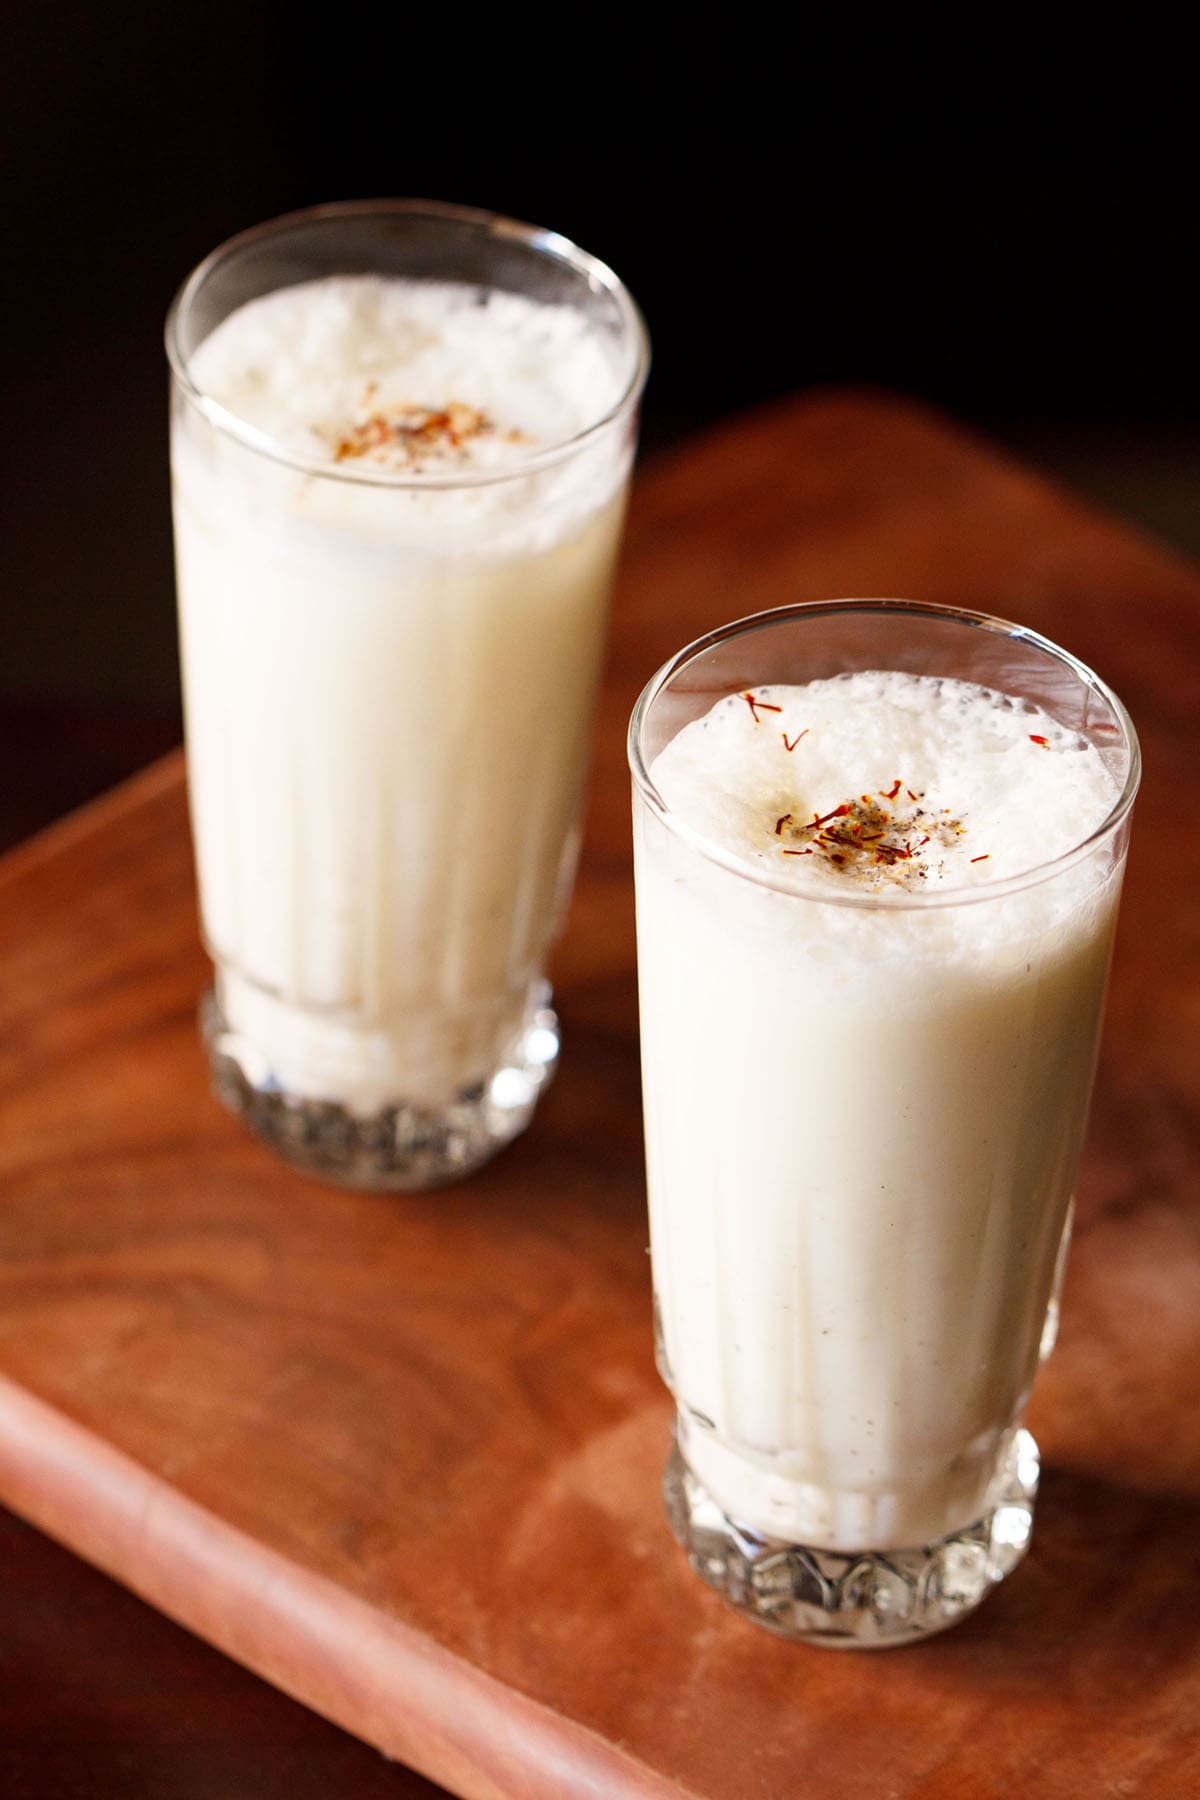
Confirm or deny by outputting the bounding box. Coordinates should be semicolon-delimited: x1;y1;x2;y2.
1;390;1198;1799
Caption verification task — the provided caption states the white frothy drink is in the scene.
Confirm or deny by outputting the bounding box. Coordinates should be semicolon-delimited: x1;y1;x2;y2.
635;670;1124;1551
173;274;636;1115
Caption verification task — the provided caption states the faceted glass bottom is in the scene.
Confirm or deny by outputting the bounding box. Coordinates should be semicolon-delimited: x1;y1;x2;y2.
664;1426;1039;1647
200;982;560;1192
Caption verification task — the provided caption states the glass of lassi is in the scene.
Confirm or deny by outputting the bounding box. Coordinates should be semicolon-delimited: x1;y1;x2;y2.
166;201;648;1189
629;600;1138;1645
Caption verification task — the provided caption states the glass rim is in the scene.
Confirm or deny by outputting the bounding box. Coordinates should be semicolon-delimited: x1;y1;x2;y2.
628;598;1141;912
164;197;651;491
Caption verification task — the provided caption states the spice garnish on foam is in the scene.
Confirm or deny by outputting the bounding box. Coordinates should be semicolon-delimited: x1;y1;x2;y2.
738;690;986;885
773;774;973;886
742;692;783;723
329;400;528;469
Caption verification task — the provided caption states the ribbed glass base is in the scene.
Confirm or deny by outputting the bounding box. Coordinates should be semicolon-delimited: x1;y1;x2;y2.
201;983;559;1191
663;1426;1039;1647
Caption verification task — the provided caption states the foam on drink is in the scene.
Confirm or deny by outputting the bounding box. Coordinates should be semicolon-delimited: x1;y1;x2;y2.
649;671;1116;895
188;275;624;477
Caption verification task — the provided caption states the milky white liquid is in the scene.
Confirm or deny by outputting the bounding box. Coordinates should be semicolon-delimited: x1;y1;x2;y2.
635;672;1126;1550
172;276;636;1112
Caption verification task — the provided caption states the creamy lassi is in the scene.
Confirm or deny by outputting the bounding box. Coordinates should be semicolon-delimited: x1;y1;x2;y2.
630;604;1137;1642
168;204;647;1186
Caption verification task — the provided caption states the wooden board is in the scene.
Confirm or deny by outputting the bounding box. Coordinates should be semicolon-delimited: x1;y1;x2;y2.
1;391;1198;1798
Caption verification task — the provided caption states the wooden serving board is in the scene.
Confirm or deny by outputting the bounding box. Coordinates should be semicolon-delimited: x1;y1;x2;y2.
1;393;1198;1799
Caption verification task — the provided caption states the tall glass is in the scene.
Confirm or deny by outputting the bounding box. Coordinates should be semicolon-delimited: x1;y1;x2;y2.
167;201;647;1190
629;601;1138;1645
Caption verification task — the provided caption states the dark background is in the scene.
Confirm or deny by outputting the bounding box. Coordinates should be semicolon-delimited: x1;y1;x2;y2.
0;13;1196;839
